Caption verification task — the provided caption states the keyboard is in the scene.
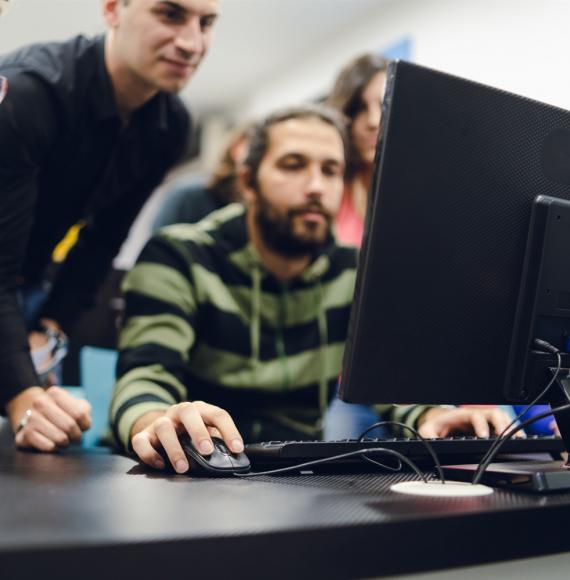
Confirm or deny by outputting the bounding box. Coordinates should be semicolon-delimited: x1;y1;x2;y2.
245;435;565;469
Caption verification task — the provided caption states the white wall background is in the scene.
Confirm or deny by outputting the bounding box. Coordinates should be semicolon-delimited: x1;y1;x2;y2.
235;0;570;120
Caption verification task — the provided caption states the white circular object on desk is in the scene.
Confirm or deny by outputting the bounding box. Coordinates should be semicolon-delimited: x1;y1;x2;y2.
391;480;494;497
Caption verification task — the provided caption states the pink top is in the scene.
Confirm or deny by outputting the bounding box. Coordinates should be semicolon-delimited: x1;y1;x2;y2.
334;184;364;247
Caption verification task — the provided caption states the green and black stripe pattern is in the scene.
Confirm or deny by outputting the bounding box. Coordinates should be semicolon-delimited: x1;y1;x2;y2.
110;204;431;450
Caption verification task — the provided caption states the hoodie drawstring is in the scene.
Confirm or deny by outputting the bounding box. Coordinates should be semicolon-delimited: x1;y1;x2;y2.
249;261;329;436
250;265;261;387
315;282;329;429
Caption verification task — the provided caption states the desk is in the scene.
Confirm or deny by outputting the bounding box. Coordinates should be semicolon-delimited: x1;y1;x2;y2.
2;444;570;579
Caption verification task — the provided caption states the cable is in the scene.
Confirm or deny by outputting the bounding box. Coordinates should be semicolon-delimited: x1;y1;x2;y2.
505;346;563;432
354;453;403;473
356;423;404;473
472;402;570;485
477;347;561;471
355;423;403;473
476;345;563;478
534;338;561;355
356;453;403;473
235;447;428;483
357;421;446;483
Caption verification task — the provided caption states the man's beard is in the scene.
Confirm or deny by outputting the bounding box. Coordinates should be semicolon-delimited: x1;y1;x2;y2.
254;191;333;258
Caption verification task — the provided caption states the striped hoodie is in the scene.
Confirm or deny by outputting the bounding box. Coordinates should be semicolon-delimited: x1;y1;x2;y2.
110;204;431;450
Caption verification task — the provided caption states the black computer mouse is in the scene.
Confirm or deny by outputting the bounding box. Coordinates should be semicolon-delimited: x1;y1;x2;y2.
179;433;251;477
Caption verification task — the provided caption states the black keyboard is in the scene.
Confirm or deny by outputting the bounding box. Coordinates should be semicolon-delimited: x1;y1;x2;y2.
245;435;565;468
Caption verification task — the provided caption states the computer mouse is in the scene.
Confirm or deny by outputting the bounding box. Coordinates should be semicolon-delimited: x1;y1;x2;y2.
179;433;251;477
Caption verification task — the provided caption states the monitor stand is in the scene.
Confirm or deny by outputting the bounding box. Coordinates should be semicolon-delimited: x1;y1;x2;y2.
443;368;570;493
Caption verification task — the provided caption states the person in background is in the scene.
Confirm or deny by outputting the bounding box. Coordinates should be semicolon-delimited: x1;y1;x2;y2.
153;124;251;230
0;0;220;452
327;52;388;247
109;103;512;473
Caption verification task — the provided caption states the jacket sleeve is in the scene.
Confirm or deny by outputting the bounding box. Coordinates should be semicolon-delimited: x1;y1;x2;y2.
0;71;58;410
110;233;198;451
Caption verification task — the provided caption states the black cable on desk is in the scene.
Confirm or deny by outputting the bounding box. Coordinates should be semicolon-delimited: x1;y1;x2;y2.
475;343;564;482
472;402;570;485
235;447;428;482
357;420;446;483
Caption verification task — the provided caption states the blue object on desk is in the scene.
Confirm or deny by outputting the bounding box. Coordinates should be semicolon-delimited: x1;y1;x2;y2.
80;347;118;448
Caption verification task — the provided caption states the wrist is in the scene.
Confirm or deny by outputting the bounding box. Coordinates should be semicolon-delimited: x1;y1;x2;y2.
416;406;446;428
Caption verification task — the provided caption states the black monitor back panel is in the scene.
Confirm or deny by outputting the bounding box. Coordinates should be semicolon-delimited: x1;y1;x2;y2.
341;61;570;405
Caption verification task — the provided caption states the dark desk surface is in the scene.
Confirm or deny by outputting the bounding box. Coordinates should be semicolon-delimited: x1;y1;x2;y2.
2;444;570;580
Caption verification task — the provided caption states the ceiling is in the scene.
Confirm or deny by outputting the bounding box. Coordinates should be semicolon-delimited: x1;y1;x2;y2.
0;0;384;116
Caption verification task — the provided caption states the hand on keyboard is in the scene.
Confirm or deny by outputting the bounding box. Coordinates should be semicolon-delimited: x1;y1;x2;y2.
417;407;516;439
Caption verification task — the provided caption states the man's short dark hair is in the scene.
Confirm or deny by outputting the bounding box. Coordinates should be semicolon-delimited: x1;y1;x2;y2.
244;103;348;189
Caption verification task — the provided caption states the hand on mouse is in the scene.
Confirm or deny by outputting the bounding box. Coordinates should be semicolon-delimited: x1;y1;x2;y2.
130;401;244;473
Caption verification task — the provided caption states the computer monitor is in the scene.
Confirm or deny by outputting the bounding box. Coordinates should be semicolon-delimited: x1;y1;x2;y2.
340;61;570;447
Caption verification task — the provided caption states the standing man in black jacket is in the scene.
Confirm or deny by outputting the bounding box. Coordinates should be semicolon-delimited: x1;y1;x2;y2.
0;0;220;451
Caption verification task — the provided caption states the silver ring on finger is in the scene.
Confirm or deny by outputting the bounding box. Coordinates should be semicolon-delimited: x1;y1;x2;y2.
16;409;32;434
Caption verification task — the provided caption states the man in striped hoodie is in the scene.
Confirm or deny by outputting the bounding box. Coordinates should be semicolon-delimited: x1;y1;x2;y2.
111;104;511;473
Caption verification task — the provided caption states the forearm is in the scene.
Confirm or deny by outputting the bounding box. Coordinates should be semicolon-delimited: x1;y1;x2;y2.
0;184;41;408
0;293;61;413
0;70;67;412
110;387;173;452
416;406;450;429
0;296;40;411
110;363;185;451
4;325;65;424
113;234;197;450
373;404;440;435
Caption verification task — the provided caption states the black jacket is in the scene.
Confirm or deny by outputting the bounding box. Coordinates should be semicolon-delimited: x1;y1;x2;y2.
0;35;190;408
